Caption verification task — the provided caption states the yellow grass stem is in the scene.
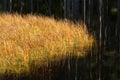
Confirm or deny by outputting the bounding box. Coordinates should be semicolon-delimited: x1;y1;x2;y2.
0;14;94;74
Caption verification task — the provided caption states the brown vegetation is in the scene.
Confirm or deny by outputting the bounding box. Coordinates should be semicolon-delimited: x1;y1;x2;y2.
0;14;94;75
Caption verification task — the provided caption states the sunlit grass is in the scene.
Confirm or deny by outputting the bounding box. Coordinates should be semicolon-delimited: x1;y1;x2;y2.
0;14;94;74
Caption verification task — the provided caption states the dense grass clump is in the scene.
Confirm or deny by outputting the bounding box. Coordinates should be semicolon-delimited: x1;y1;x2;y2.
0;14;94;75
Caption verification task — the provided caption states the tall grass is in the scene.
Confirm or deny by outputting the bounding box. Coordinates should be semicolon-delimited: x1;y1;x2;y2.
0;14;94;75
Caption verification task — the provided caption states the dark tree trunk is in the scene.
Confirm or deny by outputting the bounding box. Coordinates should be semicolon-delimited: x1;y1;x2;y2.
117;0;120;53
88;0;93;79
60;0;63;18
20;0;24;13
8;0;12;12
30;0;33;13
82;0;86;23
88;0;93;32
64;0;70;19
102;0;109;51
48;0;52;16
98;0;104;80
102;0;109;52
36;0;39;13
72;0;79;22
18;0;20;13
3;0;7;12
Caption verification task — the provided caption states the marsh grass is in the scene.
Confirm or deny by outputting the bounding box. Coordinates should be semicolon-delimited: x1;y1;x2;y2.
0;14;94;75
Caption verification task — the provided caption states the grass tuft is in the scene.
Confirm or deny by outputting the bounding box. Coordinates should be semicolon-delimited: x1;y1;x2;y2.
0;14;94;74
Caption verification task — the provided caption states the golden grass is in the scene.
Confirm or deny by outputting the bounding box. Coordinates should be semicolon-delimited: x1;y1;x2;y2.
0;14;94;74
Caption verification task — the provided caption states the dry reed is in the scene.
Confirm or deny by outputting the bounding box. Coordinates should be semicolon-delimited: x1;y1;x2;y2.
0;14;94;74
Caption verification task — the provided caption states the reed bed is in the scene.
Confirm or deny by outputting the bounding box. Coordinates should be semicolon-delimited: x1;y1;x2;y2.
0;14;94;74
